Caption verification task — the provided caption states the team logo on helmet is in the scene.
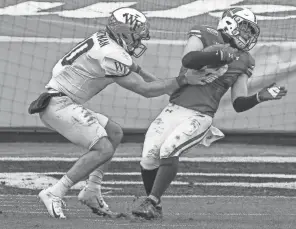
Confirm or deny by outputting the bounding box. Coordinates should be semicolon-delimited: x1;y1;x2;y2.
217;7;260;51
106;8;150;58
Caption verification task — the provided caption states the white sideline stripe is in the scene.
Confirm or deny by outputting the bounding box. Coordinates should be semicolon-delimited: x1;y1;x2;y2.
38;18;188;35
0;36;295;46
1;194;296;199
2;156;296;163
8;171;296;179
1;172;296;188
2;209;296;217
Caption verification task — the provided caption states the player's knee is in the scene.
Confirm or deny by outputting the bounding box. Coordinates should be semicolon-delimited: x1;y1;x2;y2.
105;120;123;148
91;137;115;160
140;157;160;170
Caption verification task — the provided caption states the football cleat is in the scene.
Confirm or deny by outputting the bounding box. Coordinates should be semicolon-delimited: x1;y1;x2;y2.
155;204;163;218
38;189;66;219
78;187;123;218
132;198;161;220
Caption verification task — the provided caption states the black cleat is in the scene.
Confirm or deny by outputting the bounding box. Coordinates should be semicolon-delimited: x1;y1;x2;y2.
155;205;163;218
132;198;161;220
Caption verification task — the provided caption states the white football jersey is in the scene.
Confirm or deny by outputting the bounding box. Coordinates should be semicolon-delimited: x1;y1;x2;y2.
46;31;133;104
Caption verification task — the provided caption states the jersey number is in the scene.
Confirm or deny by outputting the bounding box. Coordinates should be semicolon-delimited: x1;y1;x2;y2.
61;38;94;66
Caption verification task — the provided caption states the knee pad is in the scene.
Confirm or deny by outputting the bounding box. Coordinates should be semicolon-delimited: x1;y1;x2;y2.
140;157;160;170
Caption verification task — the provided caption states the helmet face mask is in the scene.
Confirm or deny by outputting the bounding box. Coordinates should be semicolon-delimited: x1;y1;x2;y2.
106;8;150;58
217;7;260;51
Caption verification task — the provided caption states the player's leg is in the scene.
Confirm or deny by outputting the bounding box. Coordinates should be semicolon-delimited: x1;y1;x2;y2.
134;109;213;219
140;104;182;197
132;104;185;219
87;119;123;190
149;114;212;202
38;96;115;218
78;119;124;216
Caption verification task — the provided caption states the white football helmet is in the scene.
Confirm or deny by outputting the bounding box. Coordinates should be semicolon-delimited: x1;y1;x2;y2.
217;7;260;51
106;7;150;58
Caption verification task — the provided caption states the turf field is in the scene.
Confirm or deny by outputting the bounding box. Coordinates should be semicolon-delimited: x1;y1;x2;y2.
0;142;296;229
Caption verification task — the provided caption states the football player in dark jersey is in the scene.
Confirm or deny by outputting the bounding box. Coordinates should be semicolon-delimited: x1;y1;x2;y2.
131;7;287;220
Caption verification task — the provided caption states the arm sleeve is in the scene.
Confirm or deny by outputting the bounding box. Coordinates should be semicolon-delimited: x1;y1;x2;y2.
182;50;222;70
232;93;260;112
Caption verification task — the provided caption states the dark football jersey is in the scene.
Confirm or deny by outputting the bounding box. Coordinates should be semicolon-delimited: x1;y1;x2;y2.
169;25;255;117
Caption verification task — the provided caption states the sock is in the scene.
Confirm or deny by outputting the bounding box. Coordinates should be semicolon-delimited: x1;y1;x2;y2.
141;167;158;195
149;157;179;204
87;169;104;192
49;175;74;198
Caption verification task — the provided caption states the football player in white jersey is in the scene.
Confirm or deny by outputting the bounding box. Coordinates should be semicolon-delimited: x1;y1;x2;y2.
28;7;190;219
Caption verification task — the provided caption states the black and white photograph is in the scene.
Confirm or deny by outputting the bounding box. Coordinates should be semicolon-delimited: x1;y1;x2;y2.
0;0;295;228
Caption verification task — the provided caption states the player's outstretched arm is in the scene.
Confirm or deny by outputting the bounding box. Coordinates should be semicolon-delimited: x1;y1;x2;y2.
113;72;186;98
231;74;287;113
130;62;159;82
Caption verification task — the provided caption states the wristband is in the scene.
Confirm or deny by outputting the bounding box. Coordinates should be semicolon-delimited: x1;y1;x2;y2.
256;92;261;103
233;94;260;112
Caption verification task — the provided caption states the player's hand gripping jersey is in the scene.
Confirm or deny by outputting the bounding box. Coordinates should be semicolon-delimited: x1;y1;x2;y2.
46;31;133;104
170;25;255;117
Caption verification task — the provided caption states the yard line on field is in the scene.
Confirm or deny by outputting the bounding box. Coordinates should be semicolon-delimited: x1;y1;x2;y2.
0;36;295;46
2;156;296;163
1;172;296;189
1;194;296;199
89;181;296;189
3;171;296;179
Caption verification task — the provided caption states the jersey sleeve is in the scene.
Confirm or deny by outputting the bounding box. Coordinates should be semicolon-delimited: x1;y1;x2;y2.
187;25;207;46
101;50;133;77
188;25;219;48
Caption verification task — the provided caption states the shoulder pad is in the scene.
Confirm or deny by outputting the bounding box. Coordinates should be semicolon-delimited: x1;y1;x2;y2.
188;25;205;39
188;25;218;38
204;26;219;37
102;50;133;77
188;25;220;48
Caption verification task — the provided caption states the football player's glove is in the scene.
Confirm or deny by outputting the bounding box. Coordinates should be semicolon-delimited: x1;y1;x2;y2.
257;83;287;102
